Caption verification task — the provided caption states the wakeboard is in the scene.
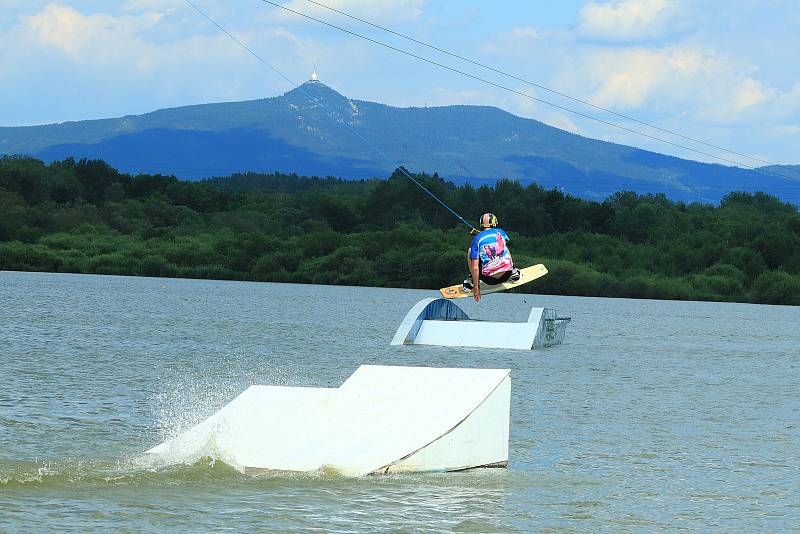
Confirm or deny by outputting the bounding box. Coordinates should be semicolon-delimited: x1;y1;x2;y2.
439;264;548;299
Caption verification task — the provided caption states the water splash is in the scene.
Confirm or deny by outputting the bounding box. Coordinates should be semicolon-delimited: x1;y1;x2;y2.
149;344;298;442
141;354;303;474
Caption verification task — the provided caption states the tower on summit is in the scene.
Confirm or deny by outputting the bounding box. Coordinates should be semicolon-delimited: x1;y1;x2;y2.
310;66;319;83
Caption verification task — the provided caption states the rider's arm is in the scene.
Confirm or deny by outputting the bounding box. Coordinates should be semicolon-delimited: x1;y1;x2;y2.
469;258;481;302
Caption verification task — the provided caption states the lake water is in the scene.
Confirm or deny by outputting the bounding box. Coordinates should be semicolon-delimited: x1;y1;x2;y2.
1;271;798;532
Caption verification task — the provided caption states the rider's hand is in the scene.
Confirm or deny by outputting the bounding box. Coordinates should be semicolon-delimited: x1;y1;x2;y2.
473;285;481;302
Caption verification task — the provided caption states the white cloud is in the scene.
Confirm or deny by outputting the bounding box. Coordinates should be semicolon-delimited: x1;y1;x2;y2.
730;78;773;113
22;3;162;63
564;44;787;124
578;0;691;41
0;1;796;164
480;26;547;57
503;89;543;119
542;112;580;134
0;2;364;124
9;2;345;80
14;1;354;78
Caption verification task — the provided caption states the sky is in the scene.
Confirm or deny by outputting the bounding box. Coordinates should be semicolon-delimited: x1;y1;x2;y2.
1;0;798;167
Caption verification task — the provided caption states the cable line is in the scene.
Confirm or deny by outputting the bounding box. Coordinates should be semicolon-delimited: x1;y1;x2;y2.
258;0;796;183
300;0;793;175
183;0;478;231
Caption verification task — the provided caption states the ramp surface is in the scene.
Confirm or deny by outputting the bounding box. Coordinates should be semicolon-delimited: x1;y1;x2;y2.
147;365;510;476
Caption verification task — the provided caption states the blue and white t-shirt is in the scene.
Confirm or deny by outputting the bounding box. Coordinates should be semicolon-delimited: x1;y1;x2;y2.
469;229;513;276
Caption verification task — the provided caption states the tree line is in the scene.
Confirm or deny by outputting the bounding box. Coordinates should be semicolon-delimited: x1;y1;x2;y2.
1;155;799;305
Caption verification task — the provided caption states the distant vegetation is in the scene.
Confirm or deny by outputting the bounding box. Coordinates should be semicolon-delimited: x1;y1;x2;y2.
2;155;799;305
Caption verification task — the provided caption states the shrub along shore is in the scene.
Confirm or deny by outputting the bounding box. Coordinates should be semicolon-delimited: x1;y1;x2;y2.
1;156;799;305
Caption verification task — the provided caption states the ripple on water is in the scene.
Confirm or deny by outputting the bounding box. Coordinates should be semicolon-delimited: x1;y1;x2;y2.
1;272;799;532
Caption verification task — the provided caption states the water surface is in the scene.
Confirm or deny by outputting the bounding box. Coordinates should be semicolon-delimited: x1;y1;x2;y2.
1;272;798;532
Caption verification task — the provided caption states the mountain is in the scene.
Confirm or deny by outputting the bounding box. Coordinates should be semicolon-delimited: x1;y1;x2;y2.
2;81;798;203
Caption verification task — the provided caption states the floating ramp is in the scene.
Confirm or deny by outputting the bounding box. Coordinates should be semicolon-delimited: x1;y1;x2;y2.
391;298;570;350
146;365;510;477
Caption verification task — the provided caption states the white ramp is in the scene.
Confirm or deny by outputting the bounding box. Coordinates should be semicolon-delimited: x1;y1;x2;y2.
146;365;510;477
392;298;570;350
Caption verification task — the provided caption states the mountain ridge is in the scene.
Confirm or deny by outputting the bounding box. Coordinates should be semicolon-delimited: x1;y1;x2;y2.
2;81;798;203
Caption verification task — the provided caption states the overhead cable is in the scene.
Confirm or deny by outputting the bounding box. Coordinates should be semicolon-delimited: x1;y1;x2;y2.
259;0;796;183
184;0;478;230
301;0;793;175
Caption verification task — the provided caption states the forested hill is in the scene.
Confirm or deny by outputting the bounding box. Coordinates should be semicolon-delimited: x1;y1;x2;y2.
2;82;799;204
2;156;799;305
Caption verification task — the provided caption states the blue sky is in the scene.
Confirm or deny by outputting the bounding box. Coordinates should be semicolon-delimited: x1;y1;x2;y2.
2;1;798;166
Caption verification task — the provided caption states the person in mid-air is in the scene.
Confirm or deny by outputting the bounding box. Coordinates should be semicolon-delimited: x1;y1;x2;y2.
464;213;520;302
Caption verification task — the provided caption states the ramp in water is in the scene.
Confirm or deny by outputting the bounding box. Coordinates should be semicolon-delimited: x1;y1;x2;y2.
392;298;570;350
147;365;510;476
